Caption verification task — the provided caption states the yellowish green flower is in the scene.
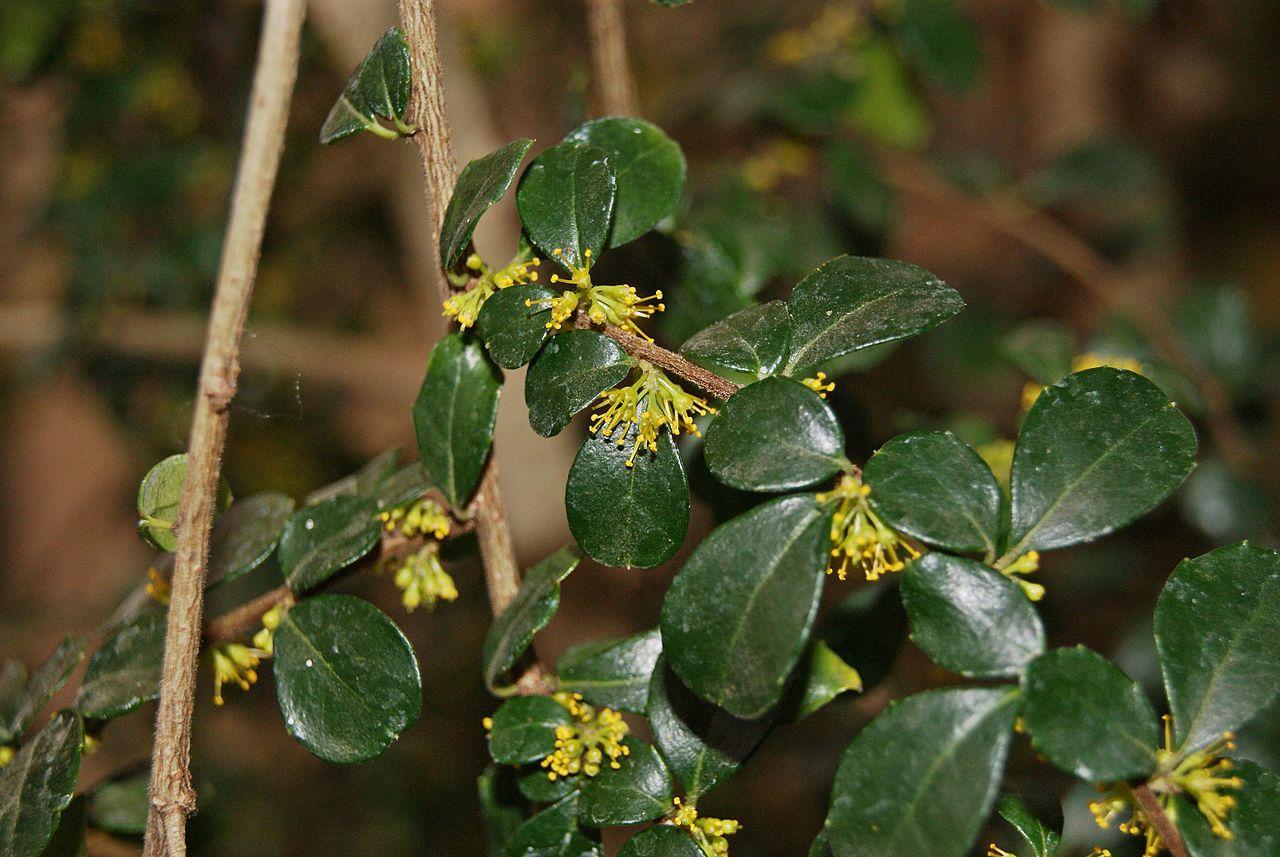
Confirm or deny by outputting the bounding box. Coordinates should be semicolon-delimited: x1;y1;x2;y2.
211;643;267;706
538;691;630;781
818;474;919;581
527;248;664;338
589;362;715;467
252;604;287;656
998;550;1044;602
380;498;451;540
392;544;458;612
671;797;742;856
442;249;542;329
0;746;13;768
801;371;835;399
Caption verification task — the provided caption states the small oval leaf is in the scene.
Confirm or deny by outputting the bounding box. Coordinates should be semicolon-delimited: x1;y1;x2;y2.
76;612;165;721
487;696;572;765
483;548;581;691
278;496;380;593
440;138;535;268
207;492;295;587
517;141;616;268
0;711;82;857
526;330;632;438
620;826;703;857
476;286;556;369
319;27;413;144
578;737;673;827
556;630;663;714
680;301;792;381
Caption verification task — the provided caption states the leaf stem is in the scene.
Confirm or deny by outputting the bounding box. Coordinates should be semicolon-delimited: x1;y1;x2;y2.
142;0;306;853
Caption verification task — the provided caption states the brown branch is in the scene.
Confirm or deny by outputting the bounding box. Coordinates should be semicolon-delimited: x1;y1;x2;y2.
877;151;1258;473
203;588;295;647
142;0;306;854
399;0;549;695
604;324;741;401
586;0;638;116
1132;783;1189;857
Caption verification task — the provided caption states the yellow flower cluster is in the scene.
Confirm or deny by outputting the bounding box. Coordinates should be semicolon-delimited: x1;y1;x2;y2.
380;498;451;540
527;248;664;338
252;604;286;657
671;797;742;856
766;3;864;65
538;691;630;781
590;361;715;467
442;250;542;329
211;643;267;707
1022;353;1147;411
999;550;1044;602
1089;717;1243;856
392;544;459;612
817;474;919;581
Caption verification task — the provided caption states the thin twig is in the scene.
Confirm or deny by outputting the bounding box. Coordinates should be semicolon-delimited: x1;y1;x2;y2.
1132;783;1189;857
604;324;740;400
142;1;305;854
203;589;296;647
398;0;549;694
586;0;638;116
877;151;1258;473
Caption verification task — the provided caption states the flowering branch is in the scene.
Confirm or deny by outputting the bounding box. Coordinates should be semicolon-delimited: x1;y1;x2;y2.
603;324;740;401
142;0;306;853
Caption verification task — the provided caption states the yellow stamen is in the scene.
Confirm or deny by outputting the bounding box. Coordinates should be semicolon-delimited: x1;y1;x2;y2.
802;371;835;399
817;474;919;581
538;692;630;781
211;642;267;706
670;797;742;856
145;567;170;605
588;362;715;467
392;544;458;612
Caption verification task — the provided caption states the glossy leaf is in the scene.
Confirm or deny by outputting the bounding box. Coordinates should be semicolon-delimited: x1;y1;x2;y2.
902;554;1045;678
76;612;164;720
825;688;1017;857
556;630;662;714
680;301;791;381
1021;646;1159;782
1175;760;1279;857
784;255;963;375
525;330;632;437
578;737;673;826
518;766;579;803
647;658;772;798
414;333;503;508
273;595;421;763
136;453;230;551
370;463;434;513
486;696;572;765
619;826;702;857
88;773;148;836
2;636;86;742
792;640;864;719
0;711;82;857
207;492;295;587
864;431;1002;555
319;27;412;143
517;141;616;268
566;117;685;248
505;794;600;857
477;286;556;369
566;427;689;569
440;138;534;268
1007;368;1197;556
483;548;581;691
896;0;983;92
703;377;844;492
278;496;380;593
1155;543;1280;753
995;795;1060;857
661;494;829;718
479;765;524;857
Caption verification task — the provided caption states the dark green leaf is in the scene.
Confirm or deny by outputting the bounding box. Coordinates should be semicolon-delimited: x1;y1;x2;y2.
207;492;295;587
0;711;82;857
0;661;26;743
1176;760;1279;857
278;496;380;593
566;427;689;569
1155;543;1280;753
679;301;792;382
825;688;1017;857
76;613;165;720
864;431;1001;554
319;27;413;143
792;640;863;719
784;255;963;375
526;331;632;437
517;142;616;268
4;637;86;741
487;696;572;765
703;378;844;492
661;494;829;718
88;773;148;836
440;138;535;268
37;794;85;857
995;795;1060;857
902;553;1045;678
483;548;581;691
556;630;662;714
565;118;685;248
518;766;579;803
619;826;702;857
505;794;601;857
1022;646;1159;781
1003;320;1075;385
1006;368;1197;556
578;737;673;826
273;595;421;763
479;765;525;857
647;658;772;798
1025;137;1158;206
896;0;983;92
414;333;504;509
136;453;230;551
477;286;556;369
809;831;833;857
370;463;434;513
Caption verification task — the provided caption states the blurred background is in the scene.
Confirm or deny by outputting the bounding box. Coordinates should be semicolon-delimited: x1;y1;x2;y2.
1;0;1277;854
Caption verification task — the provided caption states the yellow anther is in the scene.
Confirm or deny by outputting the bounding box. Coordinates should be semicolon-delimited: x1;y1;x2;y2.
999;551;1044;601
987;846;1015;857
145;566;170;605
802;371;836;398
589;362;715;467
538;692;630;781
392;544;458;612
211;642;267;706
670;797;742;856
442;248;542;329
817;474;919;581
482;716;493;731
